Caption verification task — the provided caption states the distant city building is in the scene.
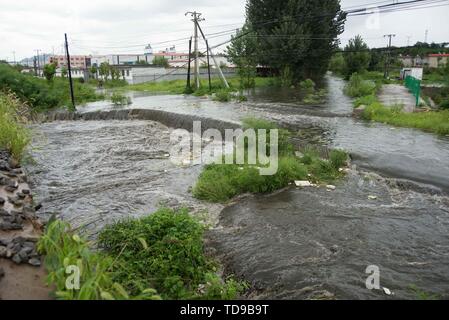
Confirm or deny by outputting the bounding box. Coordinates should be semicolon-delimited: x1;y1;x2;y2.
50;55;91;69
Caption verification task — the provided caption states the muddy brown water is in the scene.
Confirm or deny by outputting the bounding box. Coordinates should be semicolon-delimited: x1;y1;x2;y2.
25;74;449;299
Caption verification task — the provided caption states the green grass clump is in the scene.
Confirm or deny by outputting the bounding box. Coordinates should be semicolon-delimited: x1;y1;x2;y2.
98;208;245;300
344;72;378;98
0;92;30;161
193;118;348;203
212;89;232;102
354;94;377;108
110;92;132;106
362;102;449;135
0;63;103;111
38;220;161;300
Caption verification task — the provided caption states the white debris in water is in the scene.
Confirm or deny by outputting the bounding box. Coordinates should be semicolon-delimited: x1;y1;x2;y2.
326;185;336;190
368;195;378;200
383;287;394;296
295;181;313;187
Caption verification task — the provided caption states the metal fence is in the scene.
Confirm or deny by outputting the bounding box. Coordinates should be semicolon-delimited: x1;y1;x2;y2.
405;75;421;107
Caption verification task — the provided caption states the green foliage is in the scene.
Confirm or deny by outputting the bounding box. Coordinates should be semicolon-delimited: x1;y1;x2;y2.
362;102;449;135
153;56;169;68
43;63;57;82
0;92;30;161
0;63;102;111
38;220;161;300
343;35;371;78
329;52;346;75
61;67;68;78
110;92;132;106
226;24;258;89
213;90;232;102
98;208;245;299
408;285;439;300
246;0;346;82
193;118;347;202
344;72;378;98
300;79;316;91
354;94;377;108
99;62;111;80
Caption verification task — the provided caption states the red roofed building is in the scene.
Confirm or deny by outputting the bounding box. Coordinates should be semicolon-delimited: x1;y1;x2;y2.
427;53;449;68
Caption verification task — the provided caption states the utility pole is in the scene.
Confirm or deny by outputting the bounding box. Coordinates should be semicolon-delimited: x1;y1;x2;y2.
186;37;193;93
35;49;40;76
383;34;396;79
65;33;76;111
186;11;204;90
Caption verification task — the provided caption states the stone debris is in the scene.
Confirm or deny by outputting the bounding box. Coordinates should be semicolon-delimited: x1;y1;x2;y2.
383;287;394;296
0;150;43;269
295;181;313;187
326;185;336;191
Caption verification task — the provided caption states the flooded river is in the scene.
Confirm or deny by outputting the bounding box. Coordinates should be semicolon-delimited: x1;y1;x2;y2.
26;74;449;299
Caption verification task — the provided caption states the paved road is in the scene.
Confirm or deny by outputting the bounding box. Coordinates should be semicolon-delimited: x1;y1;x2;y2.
378;84;416;113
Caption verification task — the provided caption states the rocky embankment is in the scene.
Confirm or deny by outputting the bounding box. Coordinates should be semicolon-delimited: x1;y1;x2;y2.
0;150;49;300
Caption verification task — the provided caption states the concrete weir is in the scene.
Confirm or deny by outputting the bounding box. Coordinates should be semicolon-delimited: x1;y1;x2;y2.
43;109;241;134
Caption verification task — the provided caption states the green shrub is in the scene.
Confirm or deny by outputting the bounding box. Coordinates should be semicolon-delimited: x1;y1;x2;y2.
98;208;245;299
38;220;161;300
300;79;316;91
110;92;132;106
0;92;30;161
344;72;377;98
354;94;377;108
0;63;102;111
213;90;232;102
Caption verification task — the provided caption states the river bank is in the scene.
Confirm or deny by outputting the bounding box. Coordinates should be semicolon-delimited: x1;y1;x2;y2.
0;149;50;300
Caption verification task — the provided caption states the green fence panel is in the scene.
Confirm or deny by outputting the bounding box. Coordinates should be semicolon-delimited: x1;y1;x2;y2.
405;75;421;107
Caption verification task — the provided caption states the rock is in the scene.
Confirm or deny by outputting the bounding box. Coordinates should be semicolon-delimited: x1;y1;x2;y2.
0;197;5;205
326;185;336;191
0;267;4;279
0;208;9;216
0;246;7;257
295;181;313;187
5;186;17;193
12;253;22;264
28;258;41;267
8;158;19;169
22;189;31;195
17;193;26;199
353;105;366;118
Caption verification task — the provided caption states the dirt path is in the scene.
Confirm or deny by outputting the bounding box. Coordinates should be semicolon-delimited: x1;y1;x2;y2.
378;84;417;112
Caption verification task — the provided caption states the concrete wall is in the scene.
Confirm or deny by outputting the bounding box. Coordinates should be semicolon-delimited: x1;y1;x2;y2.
130;67;236;84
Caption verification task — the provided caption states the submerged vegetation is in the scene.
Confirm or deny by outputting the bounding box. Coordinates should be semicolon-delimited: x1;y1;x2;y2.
362;102;449;135
193;118;348;203
38;208;245;300
0;91;31;161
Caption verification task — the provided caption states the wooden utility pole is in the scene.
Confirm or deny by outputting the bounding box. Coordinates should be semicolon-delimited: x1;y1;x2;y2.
383;34;396;79
186;11;204;90
35;49;40;76
65;33;76;111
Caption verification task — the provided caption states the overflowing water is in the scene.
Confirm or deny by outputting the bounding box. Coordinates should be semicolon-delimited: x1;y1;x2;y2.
26;74;449;299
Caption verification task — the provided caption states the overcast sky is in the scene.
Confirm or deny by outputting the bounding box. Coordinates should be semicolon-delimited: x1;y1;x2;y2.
0;0;448;61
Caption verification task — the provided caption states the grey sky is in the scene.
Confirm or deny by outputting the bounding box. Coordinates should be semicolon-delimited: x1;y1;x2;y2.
0;0;448;61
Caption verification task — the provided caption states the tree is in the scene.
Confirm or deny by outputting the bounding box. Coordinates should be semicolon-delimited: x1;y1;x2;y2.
89;65;98;79
43;63;57;81
343;35;371;79
246;0;346;84
99;62;111;80
227;24;259;89
61;67;68;78
153;56;169;68
328;52;346;75
110;67;121;81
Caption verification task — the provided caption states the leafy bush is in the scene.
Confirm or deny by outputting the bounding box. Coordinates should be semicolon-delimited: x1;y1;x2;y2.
344;72;378;98
213;90;232;102
98;208;245;299
0;63;102;111
0;92;30;161
354;94;377;108
110;92;132;106
38;220;161;300
300;79;316;91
